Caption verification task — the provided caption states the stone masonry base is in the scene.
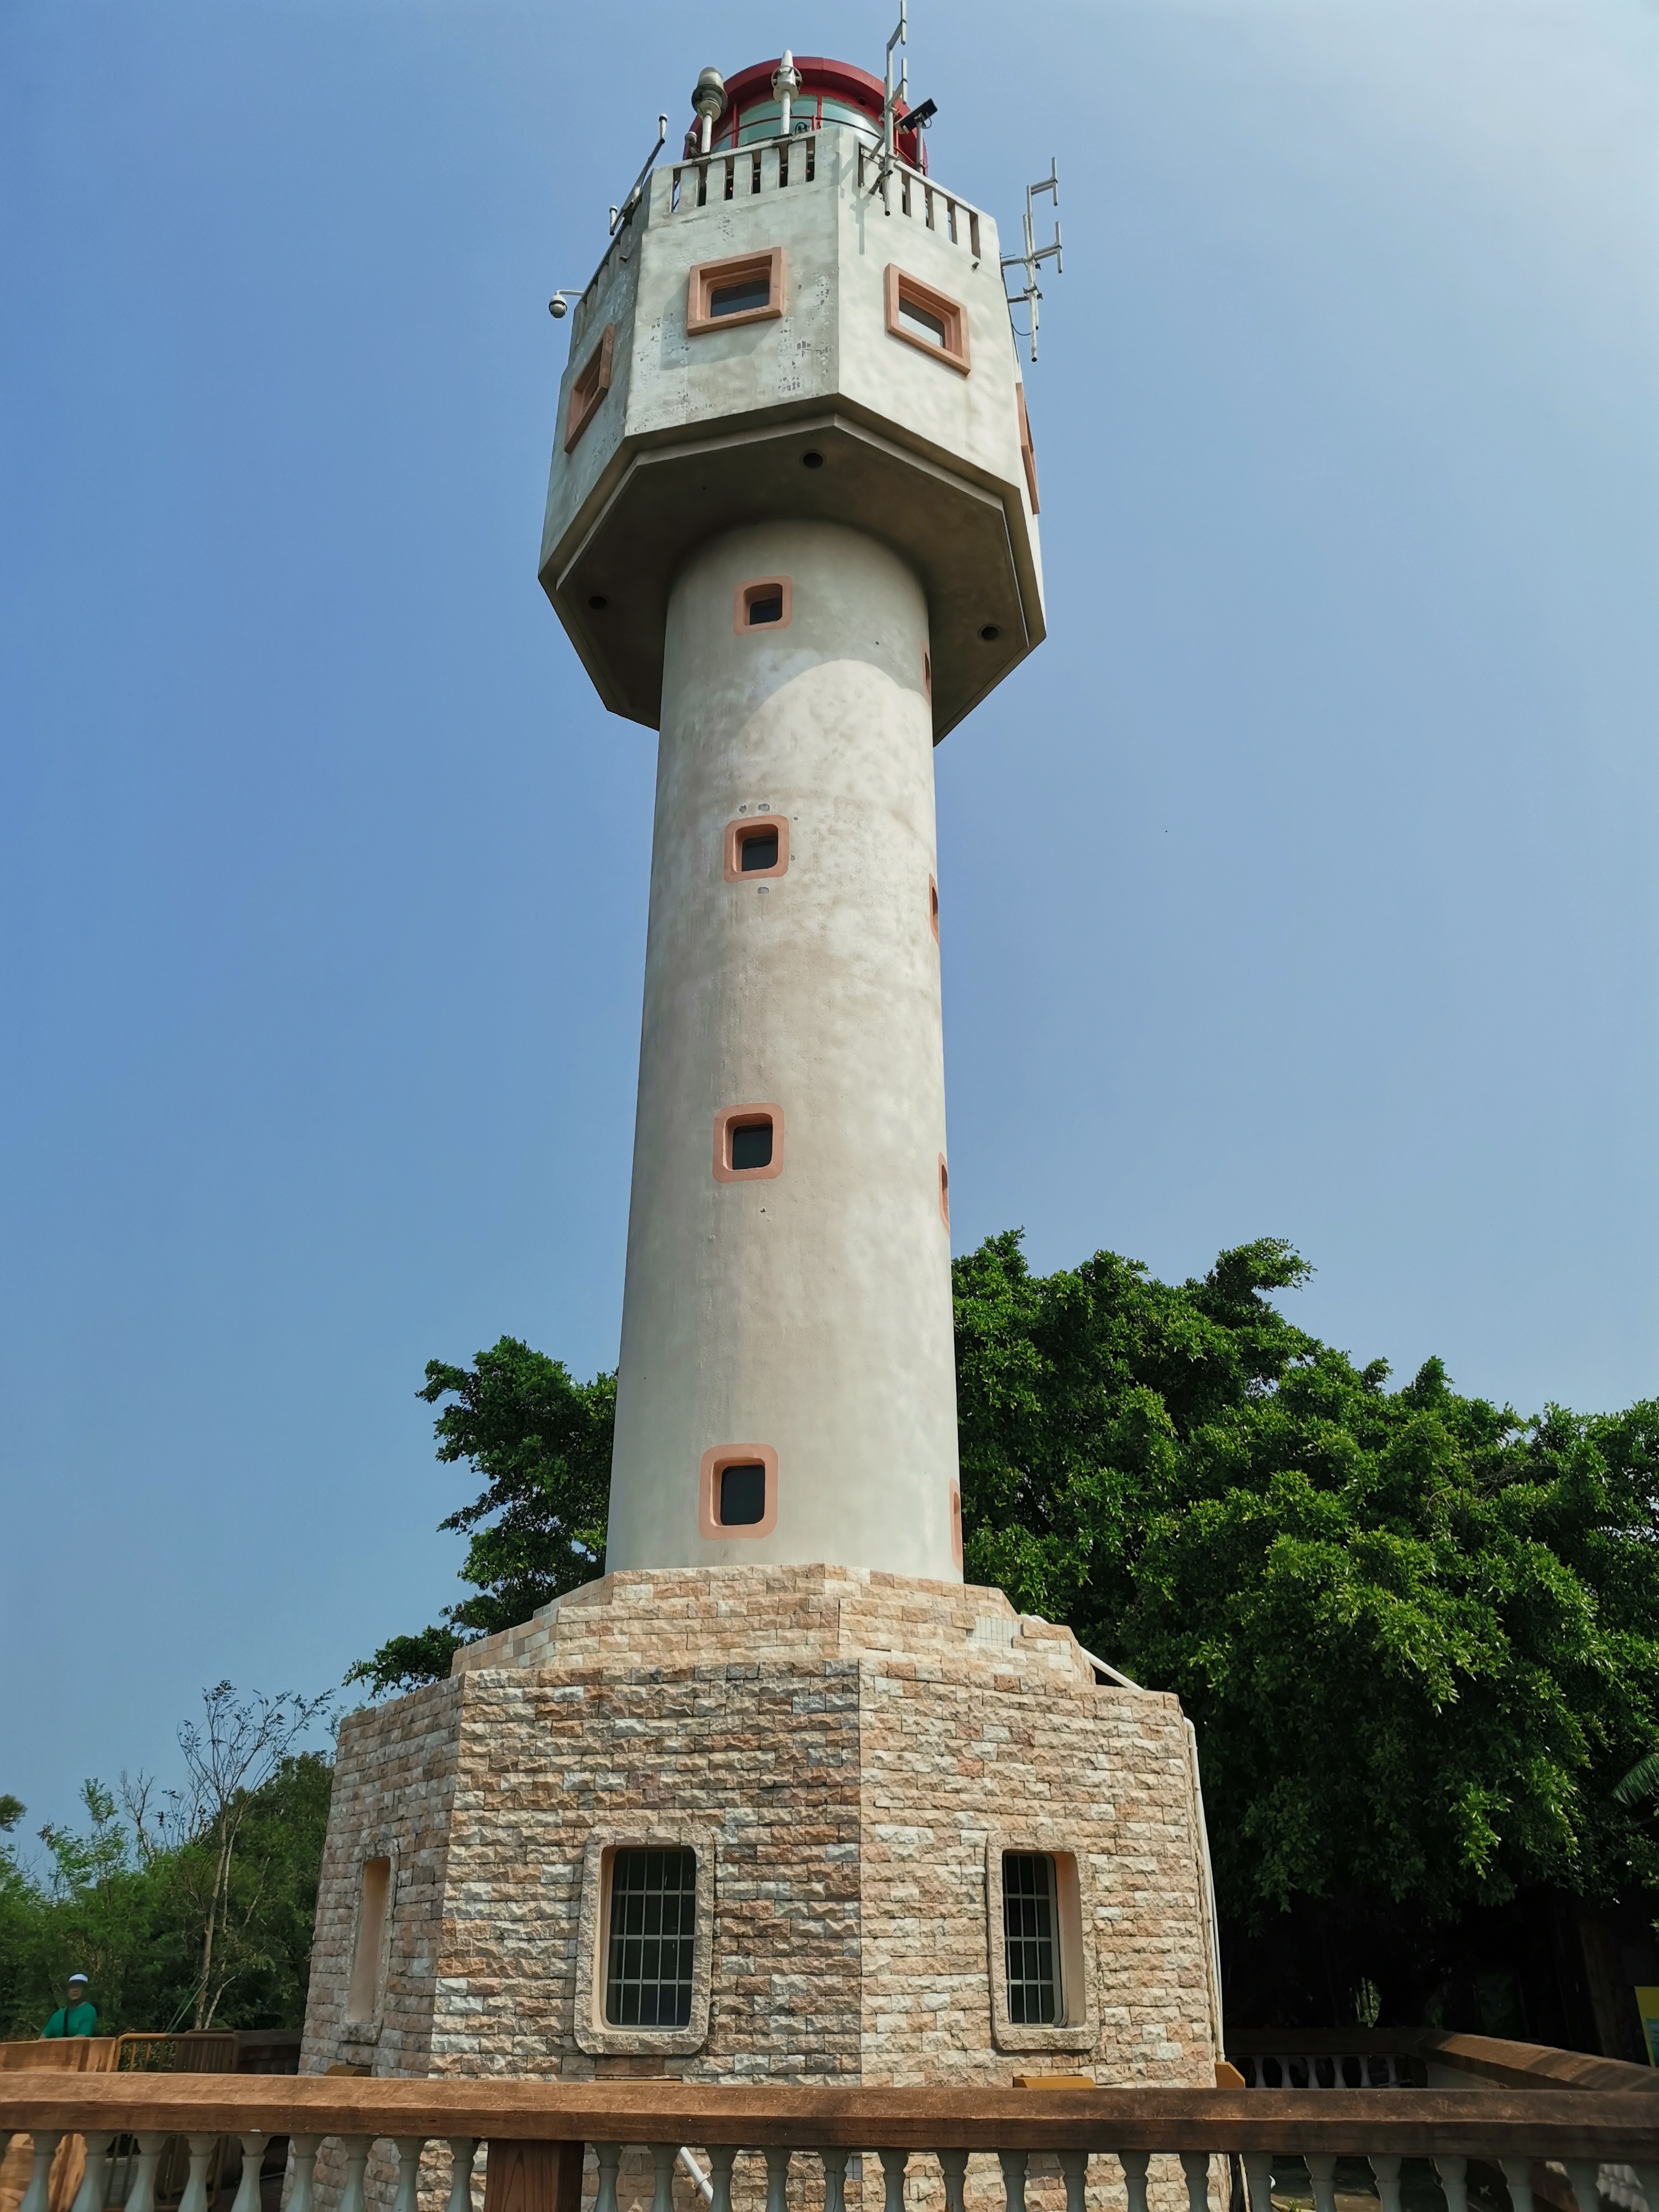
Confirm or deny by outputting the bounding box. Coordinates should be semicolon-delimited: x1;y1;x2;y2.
299;1568;1222;2212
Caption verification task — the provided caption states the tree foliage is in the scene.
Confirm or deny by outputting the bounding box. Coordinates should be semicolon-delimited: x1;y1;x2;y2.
954;1229;1659;1931
0;1745;332;2037
350;1236;1659;1992
348;1338;615;1696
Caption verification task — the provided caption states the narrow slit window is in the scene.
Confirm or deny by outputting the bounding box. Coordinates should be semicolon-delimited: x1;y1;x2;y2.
564;325;616;452
604;1848;697;2028
739;828;779;872
346;1856;390;2022
718;1463;768;1526
1003;1852;1061;2025
939;1155;950;1228
929;877;940;941
729;1119;773;1171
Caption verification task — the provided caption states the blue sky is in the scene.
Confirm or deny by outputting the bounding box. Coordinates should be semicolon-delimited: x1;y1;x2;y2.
3;0;1656;1840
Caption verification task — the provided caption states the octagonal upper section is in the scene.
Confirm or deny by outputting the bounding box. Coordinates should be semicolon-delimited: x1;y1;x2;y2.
538;126;1045;739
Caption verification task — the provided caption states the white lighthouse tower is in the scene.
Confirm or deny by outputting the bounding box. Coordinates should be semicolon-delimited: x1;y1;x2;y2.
539;53;1044;1582
301;51;1220;2142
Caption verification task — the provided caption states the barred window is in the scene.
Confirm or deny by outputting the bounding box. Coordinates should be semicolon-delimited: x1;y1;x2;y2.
604;1848;697;2027
1003;1851;1061;2024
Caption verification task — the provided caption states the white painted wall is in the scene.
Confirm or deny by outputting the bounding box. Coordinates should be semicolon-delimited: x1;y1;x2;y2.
607;518;961;1578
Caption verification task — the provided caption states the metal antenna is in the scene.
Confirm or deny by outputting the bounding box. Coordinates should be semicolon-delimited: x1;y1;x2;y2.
1000;160;1062;361
873;0;908;212
609;113;670;234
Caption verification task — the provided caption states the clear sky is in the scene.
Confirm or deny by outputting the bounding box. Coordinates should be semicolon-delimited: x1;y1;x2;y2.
3;0;1656;1843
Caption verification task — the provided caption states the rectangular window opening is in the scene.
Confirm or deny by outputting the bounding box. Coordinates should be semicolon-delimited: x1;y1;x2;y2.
744;587;784;626
346;1857;390;2023
885;267;969;374
739;830;779;872
729;1119;774;1171
604;1848;697;2028
718;1463;768;1526
1003;1851;1060;2025
697;165;708;208
750;152;761;194
805;137;816;181
690;251;786;339
710;275;771;319
723;158;734;201
900;296;947;347
779;145;790;187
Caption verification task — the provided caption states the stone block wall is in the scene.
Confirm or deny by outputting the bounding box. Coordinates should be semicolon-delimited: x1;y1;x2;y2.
299;1569;1220;2212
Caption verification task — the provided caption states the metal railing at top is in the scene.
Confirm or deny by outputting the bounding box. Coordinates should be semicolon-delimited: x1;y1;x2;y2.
1;2054;1658;2212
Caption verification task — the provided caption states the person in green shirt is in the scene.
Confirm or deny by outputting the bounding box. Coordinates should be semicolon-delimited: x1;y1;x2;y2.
41;1973;97;2037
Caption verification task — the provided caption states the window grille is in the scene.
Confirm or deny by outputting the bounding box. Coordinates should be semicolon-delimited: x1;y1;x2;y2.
1003;1851;1061;2023
604;1848;697;2027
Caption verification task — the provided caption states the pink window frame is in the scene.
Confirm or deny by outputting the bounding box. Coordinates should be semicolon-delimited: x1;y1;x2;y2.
884;264;971;375
564;324;616;453
724;815;790;883
687;247;788;337
714;1103;785;1182
734;576;793;633
698;1444;780;1540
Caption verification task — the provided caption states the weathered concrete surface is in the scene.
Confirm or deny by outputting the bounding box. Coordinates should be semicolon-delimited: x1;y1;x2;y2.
539;127;1042;735
607;520;955;1579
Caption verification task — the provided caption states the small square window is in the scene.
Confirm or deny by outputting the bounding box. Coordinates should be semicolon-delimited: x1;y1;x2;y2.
604;1848;697;2028
723;815;789;881
687;248;787;336
564;324;616;452
718;1463;768;1525
713;1102;784;1181
734;577;793;633
698;1444;779;1539
884;266;970;375
729;1120;773;1171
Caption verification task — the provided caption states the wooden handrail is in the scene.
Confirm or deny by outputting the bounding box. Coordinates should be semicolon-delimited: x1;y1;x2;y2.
1223;2028;1659;2098
0;2070;1655;2159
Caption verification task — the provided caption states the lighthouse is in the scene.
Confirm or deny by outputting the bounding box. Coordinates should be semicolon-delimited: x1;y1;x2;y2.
538;53;1044;1582
300;49;1219;2147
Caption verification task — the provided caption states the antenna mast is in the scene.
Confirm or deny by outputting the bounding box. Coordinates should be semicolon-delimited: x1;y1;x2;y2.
1001;161;1062;361
873;0;907;212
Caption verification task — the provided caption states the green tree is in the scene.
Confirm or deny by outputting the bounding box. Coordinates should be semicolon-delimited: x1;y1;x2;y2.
349;1338;615;1695
953;1230;1659;1938
0;1745;332;2037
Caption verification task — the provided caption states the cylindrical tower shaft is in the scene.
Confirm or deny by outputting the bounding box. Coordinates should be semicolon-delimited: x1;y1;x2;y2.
606;518;961;1578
